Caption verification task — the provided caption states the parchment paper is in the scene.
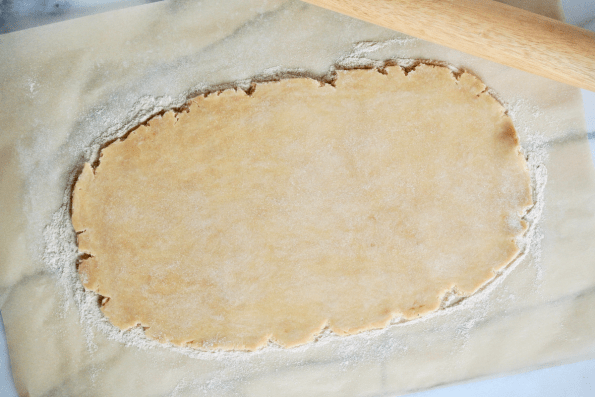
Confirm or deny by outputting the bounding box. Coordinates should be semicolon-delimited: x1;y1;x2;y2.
1;0;594;396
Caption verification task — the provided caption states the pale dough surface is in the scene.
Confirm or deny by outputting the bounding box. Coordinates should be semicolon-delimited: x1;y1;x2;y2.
72;65;531;350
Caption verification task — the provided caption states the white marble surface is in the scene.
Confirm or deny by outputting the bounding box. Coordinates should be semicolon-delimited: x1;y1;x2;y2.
1;1;595;396
413;357;595;397
0;0;162;34
561;0;595;25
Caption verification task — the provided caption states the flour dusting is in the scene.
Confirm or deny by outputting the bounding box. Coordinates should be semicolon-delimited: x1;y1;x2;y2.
42;52;548;366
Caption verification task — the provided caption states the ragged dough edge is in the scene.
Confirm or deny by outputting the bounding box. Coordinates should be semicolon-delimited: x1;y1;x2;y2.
43;56;545;358
77;65;532;350
74;64;532;351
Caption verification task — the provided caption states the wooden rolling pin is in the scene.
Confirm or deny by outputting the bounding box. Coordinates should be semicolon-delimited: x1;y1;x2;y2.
301;0;595;92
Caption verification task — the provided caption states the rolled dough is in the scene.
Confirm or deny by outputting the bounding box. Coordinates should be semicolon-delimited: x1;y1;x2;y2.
72;64;532;351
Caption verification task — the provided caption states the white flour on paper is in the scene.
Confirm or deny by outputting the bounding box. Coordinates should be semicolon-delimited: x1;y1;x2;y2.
40;51;549;365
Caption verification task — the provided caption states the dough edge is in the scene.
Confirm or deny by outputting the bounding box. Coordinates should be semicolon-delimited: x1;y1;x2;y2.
71;63;533;351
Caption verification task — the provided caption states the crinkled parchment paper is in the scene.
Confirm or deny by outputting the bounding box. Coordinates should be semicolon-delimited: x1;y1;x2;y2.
1;0;594;396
